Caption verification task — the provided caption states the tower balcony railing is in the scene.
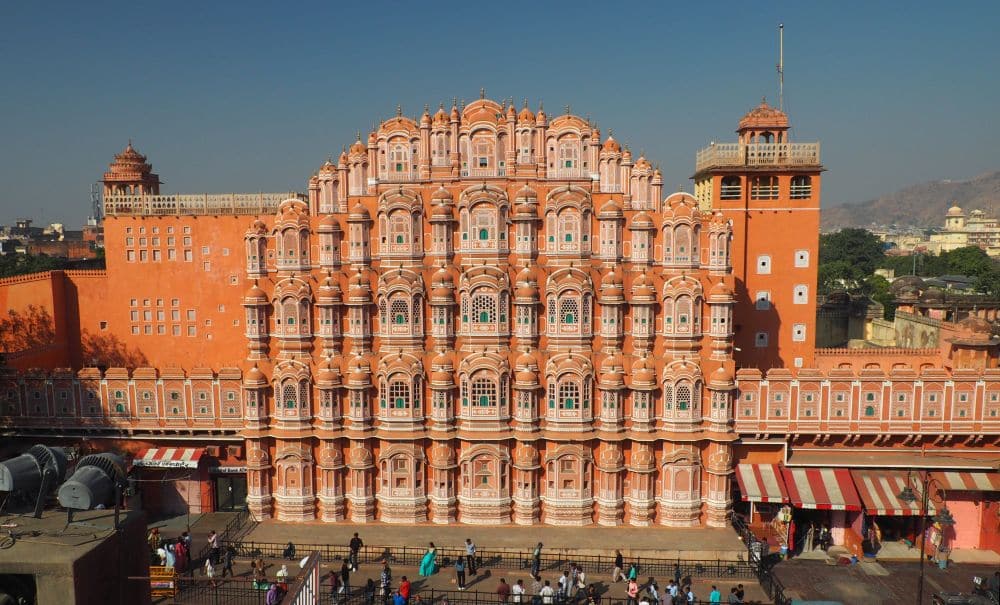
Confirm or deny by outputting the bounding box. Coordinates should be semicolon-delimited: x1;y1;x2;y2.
548;167;586;179
695;142;821;172
461;167;506;178
103;192;305;216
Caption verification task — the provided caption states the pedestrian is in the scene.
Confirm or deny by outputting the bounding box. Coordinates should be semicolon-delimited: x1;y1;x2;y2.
612;550;624;583
465;538;478;575
540;580;555;605
205;557;218;588
340;558;351;595
163;544;176;569
399;576;411;605
531;574;544;599
638;593;650;605
662;585;673;605
735;584;745;602
380;559;393;604
365;579;376;605
182;531;192;552
207;530;220;564
668;580;679;600
497;577;511;604
175;538;188;573
709;585;721;604
558;570;571;601
626;578;639;605
647;579;659;605
569;564;580;598
393;590;406;605
628;562;638;581
276;564;290;590
350;532;364;571
684;585;694;604
283;541;296;560
512;578;526;605
418;543;437;577
575;566;586;599
671;563;679;587
727;587;739;604
455;555;467;590
147;527;160;553
222;546;235;578
266;583;282;605
585;584;599;605
532;542;543;577
329;570;341;600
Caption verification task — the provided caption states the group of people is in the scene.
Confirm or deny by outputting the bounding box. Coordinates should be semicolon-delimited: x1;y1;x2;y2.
146;527;195;574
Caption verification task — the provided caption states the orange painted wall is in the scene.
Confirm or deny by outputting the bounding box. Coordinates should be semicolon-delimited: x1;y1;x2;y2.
0;272;70;369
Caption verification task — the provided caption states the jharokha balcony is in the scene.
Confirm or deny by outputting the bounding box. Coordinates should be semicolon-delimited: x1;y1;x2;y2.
694;142;821;172
103;192;305;216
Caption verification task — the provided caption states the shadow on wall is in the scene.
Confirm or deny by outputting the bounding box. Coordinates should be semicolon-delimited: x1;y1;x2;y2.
0;305;56;353
80;330;149;370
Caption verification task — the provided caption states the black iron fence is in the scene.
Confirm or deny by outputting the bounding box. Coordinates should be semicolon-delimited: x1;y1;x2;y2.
223;541;756;582
731;516;788;605
196;509;257;565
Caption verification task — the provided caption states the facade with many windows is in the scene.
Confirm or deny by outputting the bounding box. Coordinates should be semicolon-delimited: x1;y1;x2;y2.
0;97;997;536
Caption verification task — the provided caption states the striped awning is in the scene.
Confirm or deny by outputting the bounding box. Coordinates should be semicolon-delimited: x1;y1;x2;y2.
735;464;789;503
133;448;205;469
781;467;862;511
850;470;936;516
932;471;1000;492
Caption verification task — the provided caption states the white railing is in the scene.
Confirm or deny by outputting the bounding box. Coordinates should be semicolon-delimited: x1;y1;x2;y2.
381;171;415;182
750;185;780;200
695;142;821;171
462;167;506;178
790;184;813;199
719;185;742;199
548;167;586;179
103;192;304;216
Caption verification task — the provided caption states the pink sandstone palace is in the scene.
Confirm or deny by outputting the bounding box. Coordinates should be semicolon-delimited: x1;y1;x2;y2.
1;96;998;552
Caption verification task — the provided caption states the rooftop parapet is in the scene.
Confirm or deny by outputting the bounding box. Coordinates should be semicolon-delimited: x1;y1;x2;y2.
694;142;821;173
103;192;306;217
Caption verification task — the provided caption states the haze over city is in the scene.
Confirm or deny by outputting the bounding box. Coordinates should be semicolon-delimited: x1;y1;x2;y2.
2;0;999;225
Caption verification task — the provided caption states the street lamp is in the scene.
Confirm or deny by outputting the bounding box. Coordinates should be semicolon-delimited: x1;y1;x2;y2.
898;472;954;605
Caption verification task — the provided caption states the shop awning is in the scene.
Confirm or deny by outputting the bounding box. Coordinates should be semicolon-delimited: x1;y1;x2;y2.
781;467;862;511
932;471;1000;492
133;447;205;469
735;464;789;503
850;470;935;516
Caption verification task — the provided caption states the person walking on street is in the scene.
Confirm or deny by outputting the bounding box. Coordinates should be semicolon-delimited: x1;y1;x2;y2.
612;550;624;583
727;587;739;604
283;541;296;560
626;578;639;605
222;546;235;578
684;585;695;603
204;557;219;588
735;584;745;602
531;542;543;577
512;578;525;605
399;576;412;605
418;543;437;577
558;570;571;601
364;579;376;605
207;530;220;564
329;571;341;602
667;580;679;601
647;579;659;605
531;575;544;599
340;558;351;596
455;556;467;590
147;527;160;554
497;577;511;604
380;560;393;604
349;532;364;572
540;580;555;605
709;585;721;604
393;590;406;605
465;538;478;575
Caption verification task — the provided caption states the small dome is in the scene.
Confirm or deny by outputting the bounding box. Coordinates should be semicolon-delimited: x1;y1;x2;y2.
891;275;925;295
957;316;992;335
631;355;655;384
709;281;734;300
602;135;621;153
710;366;735;387
599;199;623;217
432;186;454;202
244;284;267;302
433;104;449;127
622;148;633;162
243;364;266;384
347;355;372;383
631;211;655;229
632;272;655;299
515;266;539;299
630;445;655;471
738;98;790;130
349;137;367;155
319;157;336;172
513;442;539;469
920;288;945;303
318;214;341;232
517;101;535;123
634;155;652;170
947;204;964;217
348;200;370;221
516;184;537;201
316;358;342;386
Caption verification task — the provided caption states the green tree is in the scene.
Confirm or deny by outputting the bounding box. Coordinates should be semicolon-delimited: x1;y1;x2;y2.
819;228;886;275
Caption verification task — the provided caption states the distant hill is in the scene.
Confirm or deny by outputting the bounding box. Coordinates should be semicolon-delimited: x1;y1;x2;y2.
821;170;1000;230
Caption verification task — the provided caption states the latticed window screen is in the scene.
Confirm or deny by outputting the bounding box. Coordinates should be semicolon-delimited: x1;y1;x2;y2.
390;299;409;324
663;384;674;410
518;391;532;408
547;298;556;325
389;380;410;408
559;380;580;409
559;297;579;325
379;299;388;326
472;378;496;407
472;295;496;324
581;296;590;327
676;383;692;411
298;382;309;408
283;383;297;409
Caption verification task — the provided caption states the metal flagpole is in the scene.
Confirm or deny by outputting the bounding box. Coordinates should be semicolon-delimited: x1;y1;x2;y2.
778;23;785;112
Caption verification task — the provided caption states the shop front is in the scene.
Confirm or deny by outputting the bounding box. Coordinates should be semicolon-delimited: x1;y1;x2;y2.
850;469;934;556
209;464;248;512
781;467;862;551
931;471;1000;552
132;447;211;517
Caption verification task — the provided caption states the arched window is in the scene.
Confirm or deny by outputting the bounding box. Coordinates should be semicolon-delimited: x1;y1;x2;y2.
676;295;692;333
282;381;297;409
389;212;410;246
720;176;741;200
673;225;691;264
558;141;580;171
473;137;494;169
433;133;449;165
790;175;812;199
389;144;408;175
471;206;495;245
518;131;532;164
751;176;779;200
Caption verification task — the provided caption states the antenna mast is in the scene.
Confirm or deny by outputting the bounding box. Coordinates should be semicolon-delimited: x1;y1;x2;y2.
777;23;785;111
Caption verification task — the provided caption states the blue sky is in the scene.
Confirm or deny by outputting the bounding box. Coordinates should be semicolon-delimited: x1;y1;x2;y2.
1;1;998;226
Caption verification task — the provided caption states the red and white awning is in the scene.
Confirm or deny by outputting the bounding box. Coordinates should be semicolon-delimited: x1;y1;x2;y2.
851;470;935;516
932;471;1000;492
735;464;789;503
781;467;862;511
133;448;205;469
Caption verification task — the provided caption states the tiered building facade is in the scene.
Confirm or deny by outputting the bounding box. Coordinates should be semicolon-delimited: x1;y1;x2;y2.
1;97;997;544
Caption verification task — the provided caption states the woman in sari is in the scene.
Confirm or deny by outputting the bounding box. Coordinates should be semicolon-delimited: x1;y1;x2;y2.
418;542;437;577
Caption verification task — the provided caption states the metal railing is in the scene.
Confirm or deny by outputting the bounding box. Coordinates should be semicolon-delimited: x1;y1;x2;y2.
222;540;755;581
695;142;820;172
731;516;789;605
197;509;258;566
